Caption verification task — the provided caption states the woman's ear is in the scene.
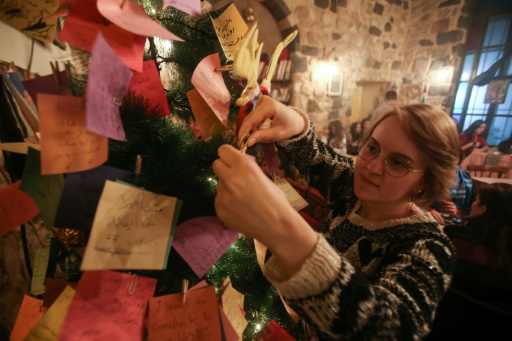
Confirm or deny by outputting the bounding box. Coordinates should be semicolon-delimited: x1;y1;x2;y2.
474;204;487;216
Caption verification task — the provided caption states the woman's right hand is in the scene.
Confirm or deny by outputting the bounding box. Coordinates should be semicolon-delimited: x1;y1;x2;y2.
237;95;308;148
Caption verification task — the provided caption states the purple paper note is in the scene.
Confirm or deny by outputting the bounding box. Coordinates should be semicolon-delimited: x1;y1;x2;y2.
86;33;133;141
173;216;239;278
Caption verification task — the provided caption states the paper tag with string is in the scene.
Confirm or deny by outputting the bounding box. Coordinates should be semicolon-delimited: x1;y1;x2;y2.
273;174;309;211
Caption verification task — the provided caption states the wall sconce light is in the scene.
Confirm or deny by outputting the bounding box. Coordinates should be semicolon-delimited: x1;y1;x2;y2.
312;61;340;83
430;67;454;85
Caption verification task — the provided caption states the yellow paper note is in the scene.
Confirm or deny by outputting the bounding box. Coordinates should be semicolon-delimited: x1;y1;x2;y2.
186;88;224;139
9;295;45;341
0;143;40;154
0;0;59;43
25;285;75;341
210;3;248;61
81;180;181;270
220;278;247;339
30;247;50;296
38;94;108;175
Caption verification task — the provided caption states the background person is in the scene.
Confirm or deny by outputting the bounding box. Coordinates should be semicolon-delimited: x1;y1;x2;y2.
370;90;398;123
459;119;489;158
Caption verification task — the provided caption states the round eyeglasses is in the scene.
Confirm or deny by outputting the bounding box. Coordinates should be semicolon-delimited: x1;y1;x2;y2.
357;138;423;178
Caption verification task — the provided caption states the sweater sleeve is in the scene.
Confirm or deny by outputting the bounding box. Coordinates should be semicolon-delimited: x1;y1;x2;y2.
276;107;355;204
264;230;455;340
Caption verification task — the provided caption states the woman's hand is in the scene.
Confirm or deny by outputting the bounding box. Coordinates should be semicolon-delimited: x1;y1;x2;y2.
429;209;445;225
238;95;307;148
213;144;317;276
440;200;458;217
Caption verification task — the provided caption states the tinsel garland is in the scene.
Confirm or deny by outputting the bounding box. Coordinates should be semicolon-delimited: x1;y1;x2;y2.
60;2;303;339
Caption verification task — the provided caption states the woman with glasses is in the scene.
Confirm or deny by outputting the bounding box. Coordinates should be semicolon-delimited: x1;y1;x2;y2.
213;96;460;340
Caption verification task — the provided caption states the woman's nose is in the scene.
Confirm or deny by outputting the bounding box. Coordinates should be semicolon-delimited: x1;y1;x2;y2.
366;154;385;175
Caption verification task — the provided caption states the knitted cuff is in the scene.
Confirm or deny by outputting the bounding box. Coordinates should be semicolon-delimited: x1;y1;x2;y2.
264;234;343;300
276;106;313;148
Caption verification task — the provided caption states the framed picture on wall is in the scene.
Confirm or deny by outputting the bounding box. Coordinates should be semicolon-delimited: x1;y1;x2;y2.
328;73;343;96
484;79;509;104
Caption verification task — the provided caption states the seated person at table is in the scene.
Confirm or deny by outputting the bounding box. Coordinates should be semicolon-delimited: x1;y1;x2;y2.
497;133;512;154
459;120;489;159
427;183;512;340
429;167;474;224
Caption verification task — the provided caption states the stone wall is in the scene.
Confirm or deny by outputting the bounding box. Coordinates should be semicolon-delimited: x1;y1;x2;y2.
272;0;471;131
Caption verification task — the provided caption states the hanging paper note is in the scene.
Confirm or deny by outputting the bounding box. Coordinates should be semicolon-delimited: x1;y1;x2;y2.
58;271;157;341
81;180;182;270
0;180;39;235
0;0;59;43
38;94;108;175
148;285;222;341
186;88;224;139
86;33;133;141
128;60;171;118
25;285;75;341
9;295;45;341
219;303;240;341
172;216;239;278
220;278;248;339
97;0;183;41
54;165;133;231
19;148;64;229
46;0;76;19
163;0;202;18
58;0;146;72
0;142;40;154
258;320;295;341
30;247;50;296
191;53;231;127
22;70;72;106
210;3;248;61
273;176;309;212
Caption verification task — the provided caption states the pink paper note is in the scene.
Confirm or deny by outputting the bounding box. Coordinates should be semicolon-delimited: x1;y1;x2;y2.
38;94;108;174
172;216;239;278
128;60;170;118
163;0;202;18
191;53;231;127
98;0;183;41
58;270;157;341
58;0;145;72
0;180;39;235
86;33;132;141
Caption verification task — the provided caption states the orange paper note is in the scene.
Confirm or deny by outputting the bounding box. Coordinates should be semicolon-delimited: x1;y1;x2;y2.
9;295;45;341
58;0;145;72
186;88;224;139
191;53;231;127
38;94;108;175
0;180;39;235
148;286;222;341
58;270;157;341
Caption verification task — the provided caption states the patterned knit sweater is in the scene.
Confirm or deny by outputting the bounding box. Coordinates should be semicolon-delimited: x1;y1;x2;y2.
263;114;455;341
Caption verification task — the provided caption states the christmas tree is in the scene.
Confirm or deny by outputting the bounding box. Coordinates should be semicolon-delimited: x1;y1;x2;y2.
1;0;306;339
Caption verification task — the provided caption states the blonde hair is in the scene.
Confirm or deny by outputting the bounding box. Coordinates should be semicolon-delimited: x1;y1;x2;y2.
364;104;460;205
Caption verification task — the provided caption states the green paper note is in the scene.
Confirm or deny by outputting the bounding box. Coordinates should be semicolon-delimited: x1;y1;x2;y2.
19;147;64;229
30;247;50;296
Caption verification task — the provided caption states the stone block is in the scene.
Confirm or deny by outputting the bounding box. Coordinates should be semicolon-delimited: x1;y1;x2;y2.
428;85;450;96
374;2;384;15
301;45;320;57
385;22;392;32
438;0;461;8
263;0;291;22
436;30;464;44
307;99;317;112
419;39;434;46
392;61;401;70
431;18;449;34
314;0;329;9
457;15;470;28
294;55;309;73
369;26;382;36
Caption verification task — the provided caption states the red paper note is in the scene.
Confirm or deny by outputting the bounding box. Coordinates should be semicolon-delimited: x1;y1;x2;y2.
172;217;239;278
258;320;295;341
38;94;108;174
191;53;231;127
86;33;133;141
128;60;170;118
58;0;145;72
98;0;183;41
148;285;222;341
43;278;77;308
0;180;39;235
22;70;72;106
58;270;157;341
9;295;45;341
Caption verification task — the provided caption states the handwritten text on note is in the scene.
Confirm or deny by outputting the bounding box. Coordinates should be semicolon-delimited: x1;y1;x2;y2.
210;3;248;61
86;33;133;141
58;271;157;341
81;180;181;270
38;94;108;174
172;216;239;278
149;285;222;341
